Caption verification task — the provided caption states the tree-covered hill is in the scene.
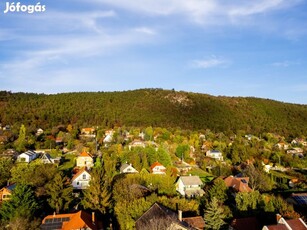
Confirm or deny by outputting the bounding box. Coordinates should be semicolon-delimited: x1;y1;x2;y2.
0;89;306;137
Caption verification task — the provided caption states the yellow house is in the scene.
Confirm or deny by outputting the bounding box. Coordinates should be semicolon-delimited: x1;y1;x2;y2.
0;184;16;202
76;152;94;169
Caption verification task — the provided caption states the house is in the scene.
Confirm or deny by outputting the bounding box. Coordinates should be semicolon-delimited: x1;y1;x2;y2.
135;203;193;230
36;128;44;136
103;130;114;147
176;175;205;197
40;153;61;164
0;149;18;159
224;175;253;193
275;142;289;150
120;163;138;173
286;148;304;157
262;214;307;230
41;210;103;230
17;150;39;163
76;152;94;169
206;150;224;161
182;216;205;230
150;162;166;175
71;168;91;189
81;127;95;135
128;139;146;150
0;184;16;202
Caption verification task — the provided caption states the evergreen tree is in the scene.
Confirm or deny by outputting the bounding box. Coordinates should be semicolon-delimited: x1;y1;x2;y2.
206;178;228;204
45;172;73;214
81;167;111;214
204;197;226;230
14;124;27;152
0;184;39;221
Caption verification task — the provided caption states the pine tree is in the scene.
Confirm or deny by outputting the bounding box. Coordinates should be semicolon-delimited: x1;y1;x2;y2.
81;167;111;214
0;184;39;221
204;197;226;230
14;124;27;152
45;172;73;214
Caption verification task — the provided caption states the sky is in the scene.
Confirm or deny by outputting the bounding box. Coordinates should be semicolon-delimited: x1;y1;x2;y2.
1;0;307;104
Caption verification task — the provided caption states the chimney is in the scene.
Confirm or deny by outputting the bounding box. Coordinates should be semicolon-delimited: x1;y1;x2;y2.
178;210;182;222
92;212;95;224
276;214;282;223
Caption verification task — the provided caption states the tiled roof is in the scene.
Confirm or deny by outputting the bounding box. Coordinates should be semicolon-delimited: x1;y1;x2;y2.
79;152;92;157
150;162;164;170
224;176;252;193
41;211;101;230
231;217;261;230
286;219;307;230
182;216;205;230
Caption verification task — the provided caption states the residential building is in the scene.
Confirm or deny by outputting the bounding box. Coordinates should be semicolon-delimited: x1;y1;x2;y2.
150;162;166;175
40;153;61;164
17;150;39;163
176;175;205;197
206;150;224;161
120;163;139;174
0;184;16;202
135;203;193;230
71;168;91;189
41;210;103;230
76;152;94;169
262;214;307;230
224;175;253;193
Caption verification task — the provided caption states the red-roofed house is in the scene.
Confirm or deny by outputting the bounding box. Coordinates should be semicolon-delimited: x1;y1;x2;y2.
0;184;16;203
262;215;307;230
72;168;91;189
224;175;253;193
150;162;166;175
41;210;103;230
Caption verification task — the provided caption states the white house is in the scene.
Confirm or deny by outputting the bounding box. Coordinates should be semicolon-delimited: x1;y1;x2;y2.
71;168;91;189
206;150;224;161
176;175;205;197
120;163;138;173
40;153;61;164
17;150;39;163
150;162;166;175
76;152;94;169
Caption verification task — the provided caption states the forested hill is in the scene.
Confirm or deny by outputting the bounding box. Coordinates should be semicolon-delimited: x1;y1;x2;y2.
0;89;307;137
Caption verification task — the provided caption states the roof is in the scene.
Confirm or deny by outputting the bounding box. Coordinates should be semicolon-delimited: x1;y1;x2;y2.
71;167;90;181
150;161;165;170
182;216;205;230
286;219;307;230
79;152;92;158
264;217;307;230
20;150;37;157
41;211;101;230
135;203;191;230
120;163;138;173
179;176;203;186
224;176;253;193
231;217;261;230
0;184;16;192
291;193;307;206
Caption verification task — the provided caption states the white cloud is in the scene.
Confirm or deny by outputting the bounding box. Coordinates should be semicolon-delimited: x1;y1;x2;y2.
85;0;302;25
134;27;156;35
191;57;230;69
271;60;300;67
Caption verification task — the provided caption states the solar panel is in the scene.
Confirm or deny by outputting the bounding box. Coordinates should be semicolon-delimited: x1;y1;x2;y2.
293;195;307;205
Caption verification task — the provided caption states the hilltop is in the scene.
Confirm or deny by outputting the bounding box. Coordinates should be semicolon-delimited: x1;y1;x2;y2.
0;89;307;137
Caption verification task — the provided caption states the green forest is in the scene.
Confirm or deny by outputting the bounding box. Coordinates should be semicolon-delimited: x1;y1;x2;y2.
1;89;307;137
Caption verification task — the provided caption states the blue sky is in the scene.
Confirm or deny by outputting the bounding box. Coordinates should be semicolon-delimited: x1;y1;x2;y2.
1;0;307;104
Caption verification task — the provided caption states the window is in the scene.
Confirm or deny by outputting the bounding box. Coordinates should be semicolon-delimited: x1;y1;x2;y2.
82;174;86;180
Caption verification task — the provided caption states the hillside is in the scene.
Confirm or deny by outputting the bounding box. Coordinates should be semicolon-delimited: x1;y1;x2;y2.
0;89;307;136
